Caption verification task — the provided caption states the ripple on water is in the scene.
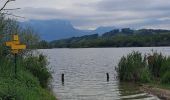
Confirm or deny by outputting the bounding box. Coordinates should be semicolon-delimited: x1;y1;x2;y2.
39;48;167;100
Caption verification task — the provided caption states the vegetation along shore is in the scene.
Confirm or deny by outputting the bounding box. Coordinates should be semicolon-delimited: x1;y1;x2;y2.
117;51;170;99
38;29;170;48
0;14;56;99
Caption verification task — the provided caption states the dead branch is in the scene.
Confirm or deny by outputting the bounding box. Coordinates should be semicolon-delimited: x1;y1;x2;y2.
3;8;20;11
2;12;25;19
0;0;16;12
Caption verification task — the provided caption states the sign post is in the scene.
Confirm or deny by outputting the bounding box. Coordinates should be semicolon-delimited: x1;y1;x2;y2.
6;34;26;78
14;53;17;78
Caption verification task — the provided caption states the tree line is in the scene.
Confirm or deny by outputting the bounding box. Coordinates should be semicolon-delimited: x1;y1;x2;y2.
38;28;170;48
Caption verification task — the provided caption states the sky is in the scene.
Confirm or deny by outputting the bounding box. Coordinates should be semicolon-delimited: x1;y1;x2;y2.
2;0;170;30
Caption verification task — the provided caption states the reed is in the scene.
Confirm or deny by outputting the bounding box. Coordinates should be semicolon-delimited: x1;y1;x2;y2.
117;51;170;84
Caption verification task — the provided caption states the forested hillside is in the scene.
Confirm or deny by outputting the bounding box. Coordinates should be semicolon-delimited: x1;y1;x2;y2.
39;28;170;48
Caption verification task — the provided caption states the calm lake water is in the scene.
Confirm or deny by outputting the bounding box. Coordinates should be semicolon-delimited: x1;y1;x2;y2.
40;47;170;100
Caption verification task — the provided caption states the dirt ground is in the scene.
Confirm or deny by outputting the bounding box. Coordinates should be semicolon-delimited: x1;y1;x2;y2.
140;85;170;100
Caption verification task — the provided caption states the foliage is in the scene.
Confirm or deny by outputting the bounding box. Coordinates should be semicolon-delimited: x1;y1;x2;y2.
38;40;50;49
44;28;170;48
0;14;56;100
160;58;170;77
117;51;150;82
161;71;170;84
118;51;170;85
0;52;56;100
147;52;166;78
20;26;40;49
23;54;51;88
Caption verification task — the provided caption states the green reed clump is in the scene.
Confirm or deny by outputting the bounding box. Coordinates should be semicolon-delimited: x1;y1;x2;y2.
147;52;166;78
118;51;170;85
161;71;170;84
160;57;170;84
147;52;170;84
118;51;151;82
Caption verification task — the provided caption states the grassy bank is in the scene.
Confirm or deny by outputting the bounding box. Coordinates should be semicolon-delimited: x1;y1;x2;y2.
117;51;170;98
0;46;56;100
0;14;56;99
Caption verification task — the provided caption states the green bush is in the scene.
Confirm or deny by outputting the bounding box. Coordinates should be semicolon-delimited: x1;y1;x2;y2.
23;54;52;88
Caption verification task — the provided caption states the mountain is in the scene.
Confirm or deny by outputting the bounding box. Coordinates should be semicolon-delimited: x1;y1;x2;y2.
20;19;115;41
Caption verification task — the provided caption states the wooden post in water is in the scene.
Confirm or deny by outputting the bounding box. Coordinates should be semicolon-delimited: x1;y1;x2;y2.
106;73;109;82
61;73;64;85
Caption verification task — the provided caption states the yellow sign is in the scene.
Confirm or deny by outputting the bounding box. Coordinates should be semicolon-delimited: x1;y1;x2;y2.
11;44;26;50
6;41;20;46
13;35;19;41
5;34;26;54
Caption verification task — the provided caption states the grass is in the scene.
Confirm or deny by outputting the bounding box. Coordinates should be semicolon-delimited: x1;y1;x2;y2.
0;47;56;100
117;51;170;86
117;51;151;82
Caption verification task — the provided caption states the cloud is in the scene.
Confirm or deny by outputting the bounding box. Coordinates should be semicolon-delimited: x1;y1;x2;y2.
5;0;170;29
94;0;170;11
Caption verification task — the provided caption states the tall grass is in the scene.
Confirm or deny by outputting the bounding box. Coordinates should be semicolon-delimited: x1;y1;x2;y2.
117;51;170;84
23;54;52;88
118;51;151;82
0;46;56;100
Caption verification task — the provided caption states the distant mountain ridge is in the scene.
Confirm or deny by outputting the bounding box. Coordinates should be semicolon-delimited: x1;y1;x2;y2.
20;19;115;41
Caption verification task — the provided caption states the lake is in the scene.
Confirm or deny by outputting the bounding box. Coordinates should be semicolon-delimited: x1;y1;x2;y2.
40;47;170;100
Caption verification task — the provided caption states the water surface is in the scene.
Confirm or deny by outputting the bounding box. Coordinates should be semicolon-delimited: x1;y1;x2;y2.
40;47;170;100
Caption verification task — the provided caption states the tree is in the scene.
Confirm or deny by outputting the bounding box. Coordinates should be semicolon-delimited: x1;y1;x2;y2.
0;0;23;18
38;40;50;49
20;26;40;49
121;28;134;34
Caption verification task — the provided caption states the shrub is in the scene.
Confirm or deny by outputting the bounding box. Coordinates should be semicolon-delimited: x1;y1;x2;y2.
23;54;52;88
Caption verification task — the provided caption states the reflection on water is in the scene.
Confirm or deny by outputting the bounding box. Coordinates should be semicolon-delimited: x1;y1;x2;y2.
40;47;170;100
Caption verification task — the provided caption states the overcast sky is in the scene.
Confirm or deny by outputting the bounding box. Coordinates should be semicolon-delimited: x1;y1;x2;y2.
2;0;170;29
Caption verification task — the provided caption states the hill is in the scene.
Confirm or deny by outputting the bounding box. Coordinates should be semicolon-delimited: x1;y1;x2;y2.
39;28;170;48
21;19;115;41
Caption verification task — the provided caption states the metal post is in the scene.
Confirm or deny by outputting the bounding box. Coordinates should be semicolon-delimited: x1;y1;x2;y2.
14;53;17;78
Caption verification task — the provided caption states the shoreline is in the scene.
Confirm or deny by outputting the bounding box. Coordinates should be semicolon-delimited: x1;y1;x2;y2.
140;84;170;100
